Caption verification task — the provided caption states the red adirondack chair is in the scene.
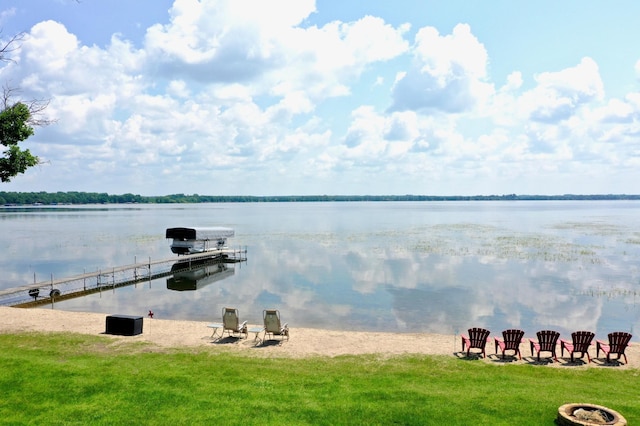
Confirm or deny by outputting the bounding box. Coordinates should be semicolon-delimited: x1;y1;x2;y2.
461;327;491;358
560;331;595;363
529;330;560;362
494;329;524;359
596;332;632;364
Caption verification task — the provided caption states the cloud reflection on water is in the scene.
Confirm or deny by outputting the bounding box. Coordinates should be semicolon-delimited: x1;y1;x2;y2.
1;202;638;340
48;228;639;340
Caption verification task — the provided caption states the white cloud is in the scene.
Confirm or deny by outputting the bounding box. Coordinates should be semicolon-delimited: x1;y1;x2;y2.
389;23;493;113
626;92;640;110
144;0;408;104
271;15;408;101
24;20;79;73
265;91;314;122
593;98;634;123
521;57;604;123
384;111;419;141
2;0;640;195
503;72;523;92
166;80;190;98
0;7;16;27
414;24;487;81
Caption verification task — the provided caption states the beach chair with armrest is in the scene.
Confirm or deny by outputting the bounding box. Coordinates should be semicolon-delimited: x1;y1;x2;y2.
560;330;594;363
494;329;524;359
461;327;491;358
596;332;632;364
529;330;560;362
262;309;289;343
222;307;248;339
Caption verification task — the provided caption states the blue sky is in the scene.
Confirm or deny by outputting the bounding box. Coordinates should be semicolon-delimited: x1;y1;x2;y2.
1;0;640;196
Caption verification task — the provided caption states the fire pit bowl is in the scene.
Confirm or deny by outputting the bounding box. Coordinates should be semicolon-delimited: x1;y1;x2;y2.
557;403;626;425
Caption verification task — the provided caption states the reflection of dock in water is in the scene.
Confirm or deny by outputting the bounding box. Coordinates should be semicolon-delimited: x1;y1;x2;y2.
167;262;235;291
0;248;247;308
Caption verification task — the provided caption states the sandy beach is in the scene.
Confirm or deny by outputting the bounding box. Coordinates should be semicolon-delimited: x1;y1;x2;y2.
1;306;638;369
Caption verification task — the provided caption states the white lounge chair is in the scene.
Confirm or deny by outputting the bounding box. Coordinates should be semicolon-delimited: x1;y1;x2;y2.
222;307;248;339
262;309;289;343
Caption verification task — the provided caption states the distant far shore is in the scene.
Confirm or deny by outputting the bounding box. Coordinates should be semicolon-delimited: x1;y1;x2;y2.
2;191;640;206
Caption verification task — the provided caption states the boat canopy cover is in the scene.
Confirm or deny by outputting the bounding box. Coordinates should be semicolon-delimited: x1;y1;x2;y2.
165;227;235;240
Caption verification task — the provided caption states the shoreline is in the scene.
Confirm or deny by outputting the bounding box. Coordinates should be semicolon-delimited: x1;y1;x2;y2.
1;307;638;368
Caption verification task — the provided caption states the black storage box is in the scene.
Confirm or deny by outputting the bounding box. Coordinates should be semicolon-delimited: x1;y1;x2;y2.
105;314;143;336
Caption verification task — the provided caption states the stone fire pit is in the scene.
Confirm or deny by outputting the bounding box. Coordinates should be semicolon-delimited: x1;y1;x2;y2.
557;403;626;425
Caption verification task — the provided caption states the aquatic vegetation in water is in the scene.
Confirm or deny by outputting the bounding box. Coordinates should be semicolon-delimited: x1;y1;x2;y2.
578;287;640;298
408;223;603;263
246;221;625;264
624;233;640;245
549;220;625;235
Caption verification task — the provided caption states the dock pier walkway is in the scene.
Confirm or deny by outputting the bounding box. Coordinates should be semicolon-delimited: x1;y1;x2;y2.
0;248;247;308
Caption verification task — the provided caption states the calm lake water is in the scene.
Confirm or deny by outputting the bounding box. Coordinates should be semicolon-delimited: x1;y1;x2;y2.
1;201;639;340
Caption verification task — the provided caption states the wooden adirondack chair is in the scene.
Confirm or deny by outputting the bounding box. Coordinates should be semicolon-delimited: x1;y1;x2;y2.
494;329;524;359
461;327;491;358
560;331;594;363
596;332;632;364
529;330;560;362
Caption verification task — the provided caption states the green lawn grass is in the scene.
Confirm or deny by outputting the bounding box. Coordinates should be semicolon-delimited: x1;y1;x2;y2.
0;332;638;425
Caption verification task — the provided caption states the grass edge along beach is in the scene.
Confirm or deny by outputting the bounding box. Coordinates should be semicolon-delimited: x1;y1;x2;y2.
1;310;639;425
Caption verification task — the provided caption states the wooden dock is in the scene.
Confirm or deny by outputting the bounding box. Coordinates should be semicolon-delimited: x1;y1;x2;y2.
0;248;247;308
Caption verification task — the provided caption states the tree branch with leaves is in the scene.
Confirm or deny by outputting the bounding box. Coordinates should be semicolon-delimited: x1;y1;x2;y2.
0;31;54;182
0;101;39;182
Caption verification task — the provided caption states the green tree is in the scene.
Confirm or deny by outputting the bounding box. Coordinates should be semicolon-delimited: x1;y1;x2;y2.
1;32;52;182
0;102;38;182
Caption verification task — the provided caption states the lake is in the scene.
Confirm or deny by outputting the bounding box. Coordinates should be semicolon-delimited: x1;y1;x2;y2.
1;201;639;339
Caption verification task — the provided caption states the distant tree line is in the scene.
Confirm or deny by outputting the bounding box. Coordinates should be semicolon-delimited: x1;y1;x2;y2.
2;191;640;205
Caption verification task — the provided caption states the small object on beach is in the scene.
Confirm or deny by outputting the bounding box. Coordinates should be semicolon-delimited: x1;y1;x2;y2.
148;310;154;318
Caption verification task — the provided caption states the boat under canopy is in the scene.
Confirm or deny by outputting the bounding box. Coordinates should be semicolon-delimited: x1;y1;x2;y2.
166;226;235;255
